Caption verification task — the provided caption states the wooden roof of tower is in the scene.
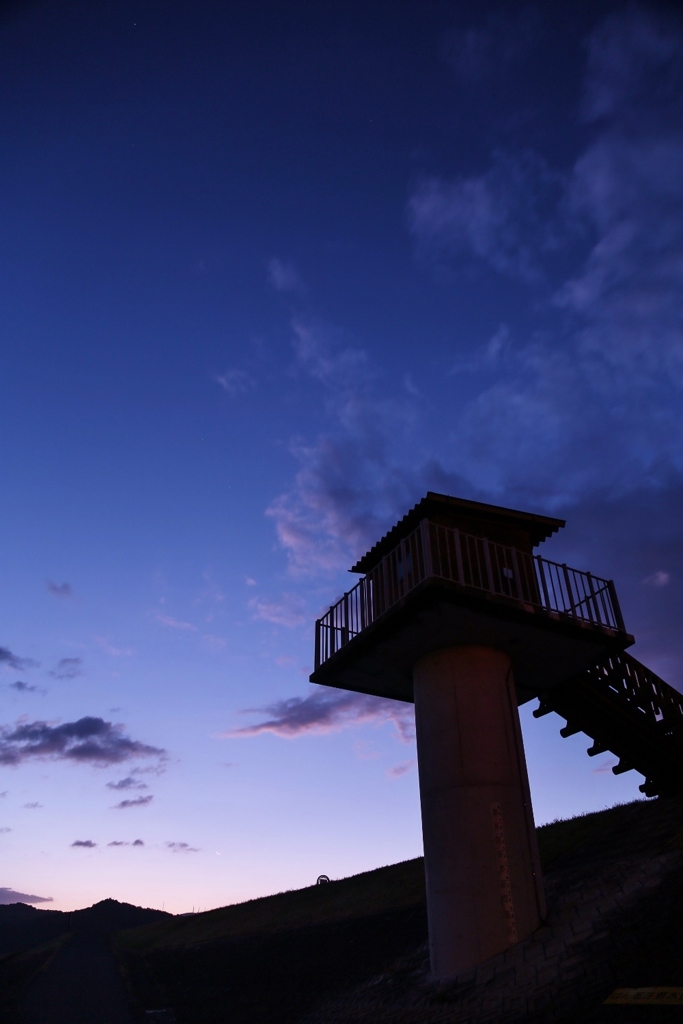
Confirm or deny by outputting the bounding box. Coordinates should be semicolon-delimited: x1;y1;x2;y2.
350;492;565;573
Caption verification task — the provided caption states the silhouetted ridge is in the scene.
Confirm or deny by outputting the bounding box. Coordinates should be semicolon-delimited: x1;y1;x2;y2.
0;897;170;954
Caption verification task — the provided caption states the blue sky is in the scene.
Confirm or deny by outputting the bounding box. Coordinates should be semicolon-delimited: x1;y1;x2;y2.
1;0;682;912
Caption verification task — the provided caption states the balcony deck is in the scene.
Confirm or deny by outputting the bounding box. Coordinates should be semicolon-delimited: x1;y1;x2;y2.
314;519;628;674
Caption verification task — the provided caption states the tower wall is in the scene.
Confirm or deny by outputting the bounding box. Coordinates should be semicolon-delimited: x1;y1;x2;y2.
413;645;546;978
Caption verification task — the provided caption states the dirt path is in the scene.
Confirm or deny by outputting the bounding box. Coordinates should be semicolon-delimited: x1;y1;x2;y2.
19;932;134;1024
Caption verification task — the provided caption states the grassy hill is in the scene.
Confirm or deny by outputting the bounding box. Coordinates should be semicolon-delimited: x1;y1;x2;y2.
114;796;683;1023
117;796;668;957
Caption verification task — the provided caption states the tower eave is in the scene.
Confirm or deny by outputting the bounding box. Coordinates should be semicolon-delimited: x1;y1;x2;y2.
351;493;565;574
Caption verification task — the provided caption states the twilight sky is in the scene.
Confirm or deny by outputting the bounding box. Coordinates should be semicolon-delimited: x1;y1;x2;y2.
2;0;682;913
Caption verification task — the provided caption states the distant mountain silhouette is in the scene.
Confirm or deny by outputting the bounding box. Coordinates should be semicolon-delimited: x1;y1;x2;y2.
69;898;171;936
0;898;170;956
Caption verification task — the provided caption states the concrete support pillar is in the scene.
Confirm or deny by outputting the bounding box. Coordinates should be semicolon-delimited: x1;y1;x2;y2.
413;645;545;979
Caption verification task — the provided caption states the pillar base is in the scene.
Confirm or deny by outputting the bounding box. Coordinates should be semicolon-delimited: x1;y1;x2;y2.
414;646;545;979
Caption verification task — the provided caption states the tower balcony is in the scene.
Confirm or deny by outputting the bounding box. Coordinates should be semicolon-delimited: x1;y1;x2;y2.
311;516;633;704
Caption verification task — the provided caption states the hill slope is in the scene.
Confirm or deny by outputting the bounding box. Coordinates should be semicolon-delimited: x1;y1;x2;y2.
116;796;683;1024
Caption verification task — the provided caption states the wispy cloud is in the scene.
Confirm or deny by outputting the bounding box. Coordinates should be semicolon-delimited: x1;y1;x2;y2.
95;637;134;657
643;571;670;588
353;740;380;761
387;759;416;779
408;150;564;284
0;717;165;768
0;886;53;904
267;257;306;294
214;369;255;397
46;580;72;599
248;593;307;628
441;8;541;83
201;633;227;652
154;614;198;633
265;317;428;576
23;802;42;809
112;795;153;810
106;776;148;791
49;657;83;680
166;841;199;853
108;839;144;847
289;317;368;388
581;6;683;122
0;647;38;672
229;687;414;743
131;763;166;777
71;840;96;848
8;681;40;693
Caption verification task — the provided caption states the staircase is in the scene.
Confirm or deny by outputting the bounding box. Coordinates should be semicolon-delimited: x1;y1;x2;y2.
533;651;683;797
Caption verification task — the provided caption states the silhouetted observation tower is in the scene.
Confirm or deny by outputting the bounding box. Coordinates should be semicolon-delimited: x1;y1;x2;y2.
311;493;683;979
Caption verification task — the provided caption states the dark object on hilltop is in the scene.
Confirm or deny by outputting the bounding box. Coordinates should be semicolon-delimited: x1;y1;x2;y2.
316;875;330;884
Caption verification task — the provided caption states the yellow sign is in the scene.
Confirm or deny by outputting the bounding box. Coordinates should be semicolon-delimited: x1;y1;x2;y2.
604;988;683;1005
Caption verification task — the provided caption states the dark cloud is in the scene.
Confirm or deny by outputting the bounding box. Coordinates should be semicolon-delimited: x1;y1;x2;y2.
49;657;83;680
166;841;199;853
46;581;72;599
0;887;53;905
113;795;153;810
108;839;145;847
405;7;683;506
544;486;683;691
582;6;683;122
0;717;165;768
9;682;39;693
71;840;96;848
0;647;37;672
0;828;11;833
230;687;414;743
23;802;42;809
106;777;148;791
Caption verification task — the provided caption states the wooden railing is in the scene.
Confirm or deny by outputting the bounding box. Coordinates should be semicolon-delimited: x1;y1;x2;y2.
314;519;626;670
